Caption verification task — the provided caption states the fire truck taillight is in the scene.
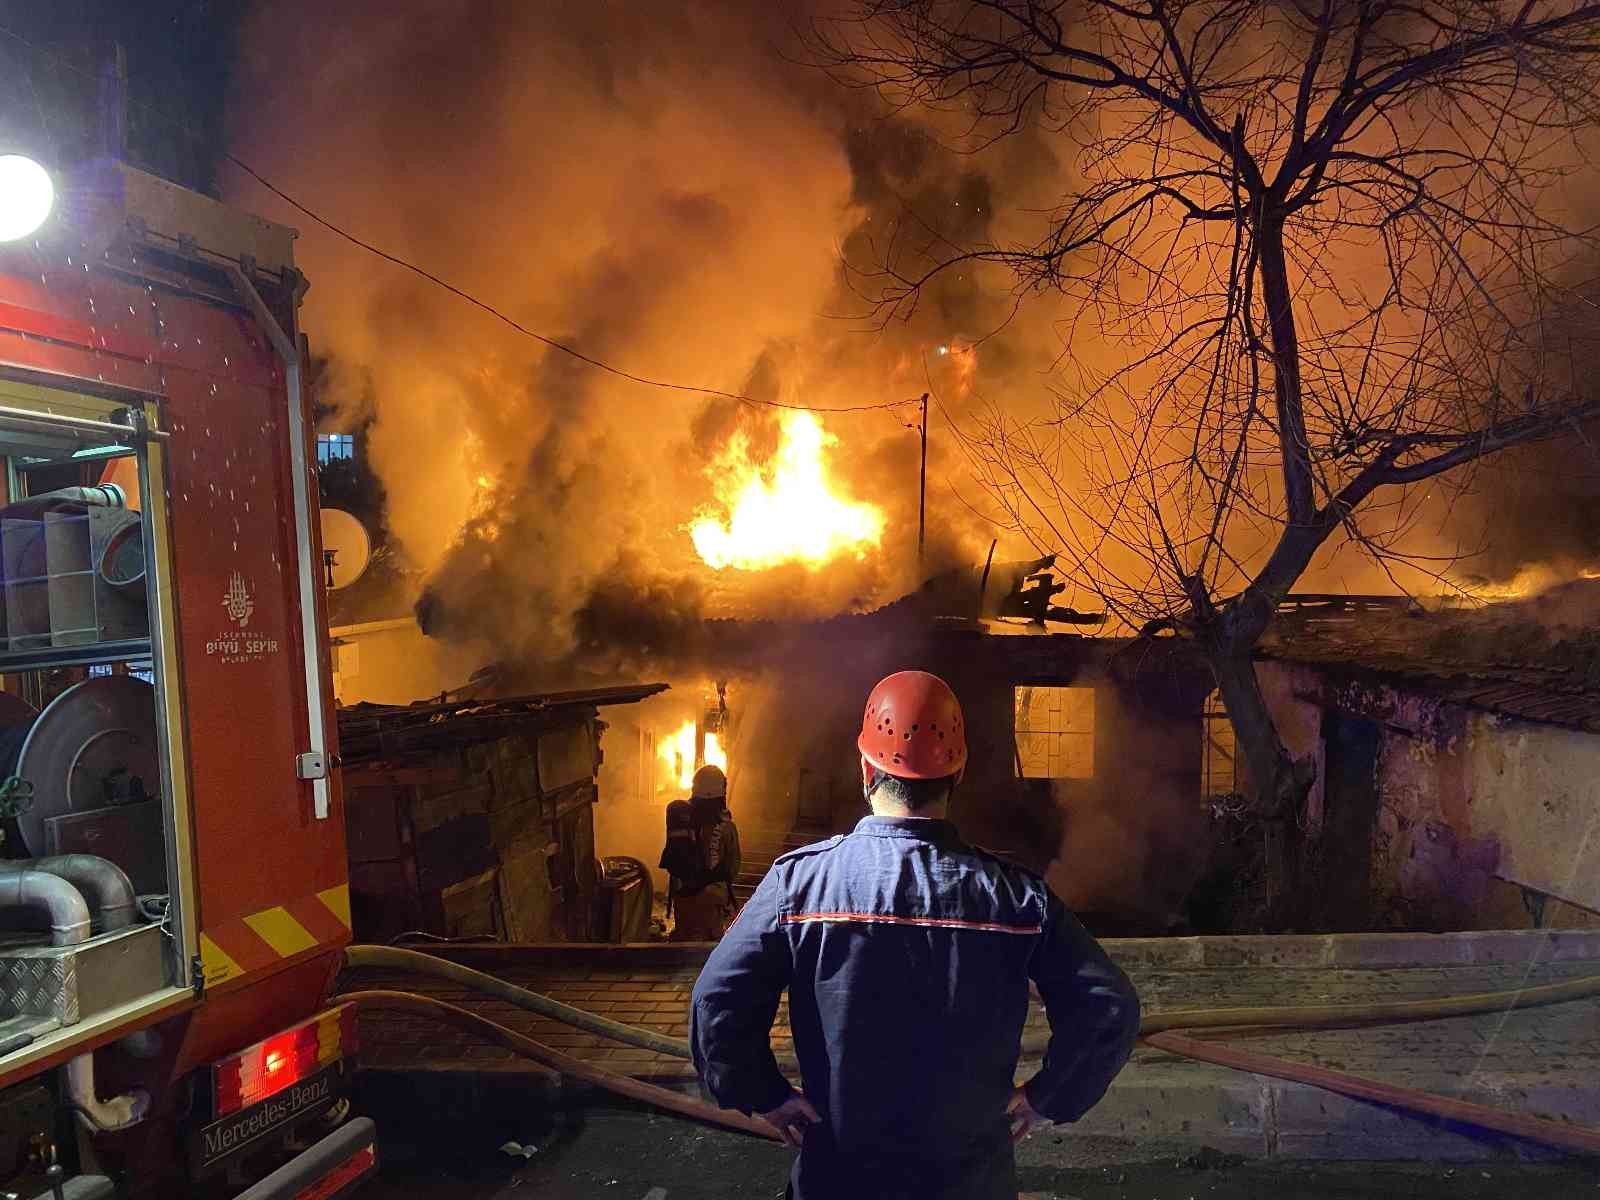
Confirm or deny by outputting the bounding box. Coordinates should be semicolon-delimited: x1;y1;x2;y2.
213;1004;359;1118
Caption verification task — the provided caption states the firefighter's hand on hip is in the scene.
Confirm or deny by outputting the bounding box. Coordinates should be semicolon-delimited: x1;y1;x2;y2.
1007;1085;1046;1142
760;1090;821;1148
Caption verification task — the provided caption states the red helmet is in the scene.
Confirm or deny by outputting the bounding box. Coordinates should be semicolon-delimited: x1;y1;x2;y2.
858;670;967;779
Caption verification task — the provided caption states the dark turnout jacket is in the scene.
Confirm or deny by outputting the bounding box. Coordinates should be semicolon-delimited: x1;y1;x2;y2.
689;815;1140;1200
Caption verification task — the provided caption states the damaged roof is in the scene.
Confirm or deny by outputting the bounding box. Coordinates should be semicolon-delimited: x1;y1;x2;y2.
337;683;669;764
1261;584;1600;732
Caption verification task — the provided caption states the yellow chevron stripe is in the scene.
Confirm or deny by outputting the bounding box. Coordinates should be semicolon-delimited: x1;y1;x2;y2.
243;906;319;958
200;933;243;987
316;883;352;930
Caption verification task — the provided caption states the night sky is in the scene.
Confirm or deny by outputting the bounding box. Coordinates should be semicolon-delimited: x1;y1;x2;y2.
0;0;237;194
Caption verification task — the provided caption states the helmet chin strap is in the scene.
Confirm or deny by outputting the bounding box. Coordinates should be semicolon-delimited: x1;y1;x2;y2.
861;759;964;804
862;761;888;802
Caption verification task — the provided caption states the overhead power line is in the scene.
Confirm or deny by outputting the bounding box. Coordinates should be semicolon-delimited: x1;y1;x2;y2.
0;22;918;417
223;157;915;415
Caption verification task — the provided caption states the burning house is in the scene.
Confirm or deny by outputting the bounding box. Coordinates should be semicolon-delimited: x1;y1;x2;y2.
316;471;1600;945
586;573;1600;941
576;562;1214;936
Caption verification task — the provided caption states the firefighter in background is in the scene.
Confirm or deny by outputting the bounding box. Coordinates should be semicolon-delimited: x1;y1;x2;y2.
661;765;742;941
689;671;1140;1200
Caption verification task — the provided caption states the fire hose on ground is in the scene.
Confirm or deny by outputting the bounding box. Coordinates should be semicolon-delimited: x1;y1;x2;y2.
340;944;1600;1155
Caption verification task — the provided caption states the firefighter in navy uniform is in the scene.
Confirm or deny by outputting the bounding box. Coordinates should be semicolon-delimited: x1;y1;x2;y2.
689;671;1140;1200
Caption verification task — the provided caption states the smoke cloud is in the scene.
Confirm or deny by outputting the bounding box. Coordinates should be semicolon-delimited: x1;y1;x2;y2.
228;0;1600;682
229;0;1072;688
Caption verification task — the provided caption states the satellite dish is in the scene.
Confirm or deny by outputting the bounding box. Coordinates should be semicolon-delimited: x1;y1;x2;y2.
319;508;372;590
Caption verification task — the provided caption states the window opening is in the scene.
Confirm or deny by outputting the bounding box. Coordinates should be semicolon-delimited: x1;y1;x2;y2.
316;433;355;465
1013;686;1095;779
1203;689;1242;805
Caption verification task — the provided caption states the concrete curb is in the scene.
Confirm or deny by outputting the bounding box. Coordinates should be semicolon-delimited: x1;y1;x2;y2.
402;928;1600;971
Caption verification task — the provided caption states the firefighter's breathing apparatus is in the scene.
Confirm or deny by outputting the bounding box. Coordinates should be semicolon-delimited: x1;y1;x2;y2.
339;675;1600;1154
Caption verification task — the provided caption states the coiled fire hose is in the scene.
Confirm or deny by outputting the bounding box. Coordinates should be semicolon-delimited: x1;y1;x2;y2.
341;945;1600;1154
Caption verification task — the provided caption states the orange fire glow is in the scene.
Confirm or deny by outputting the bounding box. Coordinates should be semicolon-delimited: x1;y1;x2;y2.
657;719;727;792
939;341;978;397
1446;560;1600;603
690;411;884;570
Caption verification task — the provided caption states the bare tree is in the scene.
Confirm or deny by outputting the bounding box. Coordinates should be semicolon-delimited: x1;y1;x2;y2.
813;0;1600;832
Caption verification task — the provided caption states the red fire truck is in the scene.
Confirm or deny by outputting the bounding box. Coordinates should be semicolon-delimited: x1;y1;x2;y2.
0;155;369;1197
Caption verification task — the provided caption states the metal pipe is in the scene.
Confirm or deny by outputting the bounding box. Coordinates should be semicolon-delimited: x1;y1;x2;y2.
231;1119;377;1200
227;267;330;820
917;392;928;564
2;485;126;513
0;406;166;445
0;866;90;947
0;862;148;1132
26;856;137;933
62;1052;150;1132
977;538;997;617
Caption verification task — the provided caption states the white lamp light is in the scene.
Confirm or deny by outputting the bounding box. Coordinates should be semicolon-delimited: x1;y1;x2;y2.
0;155;56;243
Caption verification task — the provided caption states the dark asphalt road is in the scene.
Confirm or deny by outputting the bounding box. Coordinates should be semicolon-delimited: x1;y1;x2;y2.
357;1100;1600;1200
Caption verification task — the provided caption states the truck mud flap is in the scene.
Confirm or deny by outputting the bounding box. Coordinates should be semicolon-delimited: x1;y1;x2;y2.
232;1117;376;1200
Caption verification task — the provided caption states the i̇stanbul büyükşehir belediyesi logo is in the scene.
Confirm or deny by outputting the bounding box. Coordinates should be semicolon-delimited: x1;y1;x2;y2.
222;571;255;627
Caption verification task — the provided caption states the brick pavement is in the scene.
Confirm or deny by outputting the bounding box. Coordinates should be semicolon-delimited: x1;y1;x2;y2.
345;932;1600;1160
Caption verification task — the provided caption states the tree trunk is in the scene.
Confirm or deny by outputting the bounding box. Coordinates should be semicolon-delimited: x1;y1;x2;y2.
1206;638;1317;928
1255;213;1316;528
1219;212;1320;823
1205;636;1313;820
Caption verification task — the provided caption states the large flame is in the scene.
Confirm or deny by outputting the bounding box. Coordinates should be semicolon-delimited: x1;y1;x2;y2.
657;719;727;792
691;411;884;570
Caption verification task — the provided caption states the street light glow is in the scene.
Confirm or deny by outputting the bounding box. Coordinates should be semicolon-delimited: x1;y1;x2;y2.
0;156;55;243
